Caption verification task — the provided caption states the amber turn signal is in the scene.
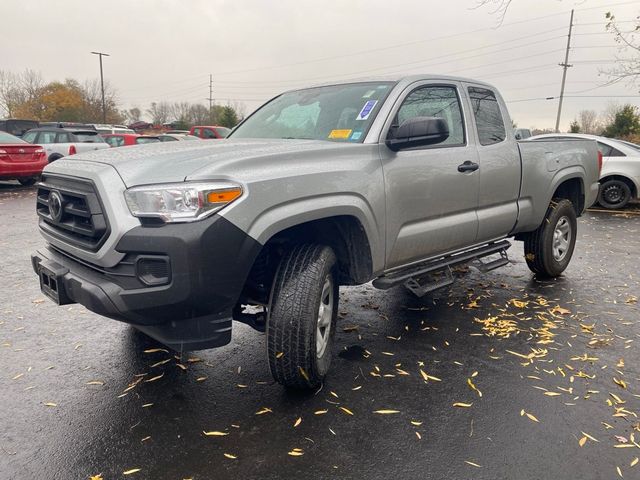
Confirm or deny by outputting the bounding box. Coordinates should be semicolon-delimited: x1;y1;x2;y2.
207;188;242;204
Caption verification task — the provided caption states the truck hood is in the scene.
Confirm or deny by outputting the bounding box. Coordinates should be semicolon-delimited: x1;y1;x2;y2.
62;139;363;187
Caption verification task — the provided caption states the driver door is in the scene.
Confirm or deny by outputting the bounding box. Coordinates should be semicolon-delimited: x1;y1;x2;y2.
381;82;480;269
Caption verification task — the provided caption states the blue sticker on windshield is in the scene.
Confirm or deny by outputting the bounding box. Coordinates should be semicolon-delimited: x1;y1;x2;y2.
351;131;362;140
356;100;378;121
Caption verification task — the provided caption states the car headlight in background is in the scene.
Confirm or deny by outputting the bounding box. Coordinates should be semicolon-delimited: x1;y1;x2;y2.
124;182;243;223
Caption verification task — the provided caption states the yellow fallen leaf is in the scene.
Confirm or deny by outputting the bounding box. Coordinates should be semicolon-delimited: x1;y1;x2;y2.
453;402;473;408
339;407;354;416
299;367;309;381
144;373;164;383
123;468;141;475
467;378;482;397
630;457;638;467
294;417;302;427
420;369;441;382
614;378;628;389
196;376;207;382
150;359;171;368
411;421;422;426
579;436;587;447
86;381;104;386
465;461;482;468
373;410;400;414
544;392;561;397
525;412;539;423
176;363;188;371
223;453;237;459
287;449;304;456
510;299;527;308
89;475;103;480
617;466;622;477
550;305;571;315
203;431;228;436
12;373;23;380
143;348;168;354
255;407;272;415
581;431;599;442
44;402;57;407
275;352;284;359
142;403;153;408
314;409;328;415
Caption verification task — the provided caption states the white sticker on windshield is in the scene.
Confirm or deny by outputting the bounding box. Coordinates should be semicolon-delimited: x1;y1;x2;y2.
362;90;375;99
356;100;378;121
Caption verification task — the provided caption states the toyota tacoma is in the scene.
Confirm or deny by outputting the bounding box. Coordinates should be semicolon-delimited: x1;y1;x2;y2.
31;75;600;389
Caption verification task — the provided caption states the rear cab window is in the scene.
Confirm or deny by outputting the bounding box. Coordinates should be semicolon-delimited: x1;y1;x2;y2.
468;87;506;146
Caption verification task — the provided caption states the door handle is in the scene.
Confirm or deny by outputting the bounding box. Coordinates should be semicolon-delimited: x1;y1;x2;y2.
458;161;479;173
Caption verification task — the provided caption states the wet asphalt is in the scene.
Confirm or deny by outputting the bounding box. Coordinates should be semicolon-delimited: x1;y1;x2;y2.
1;181;639;480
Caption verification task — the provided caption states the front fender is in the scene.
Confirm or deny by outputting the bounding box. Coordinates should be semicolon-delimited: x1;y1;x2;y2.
243;193;384;274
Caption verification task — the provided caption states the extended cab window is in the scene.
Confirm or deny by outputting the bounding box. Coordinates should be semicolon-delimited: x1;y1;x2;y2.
468;87;506;146
395;85;465;146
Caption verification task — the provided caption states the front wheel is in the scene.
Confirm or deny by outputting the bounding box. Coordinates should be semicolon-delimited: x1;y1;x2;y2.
18;178;37;186
267;244;338;389
523;198;577;278
598;179;631;209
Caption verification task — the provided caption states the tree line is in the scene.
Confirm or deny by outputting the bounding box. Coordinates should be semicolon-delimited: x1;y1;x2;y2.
0;69;245;128
568;104;640;141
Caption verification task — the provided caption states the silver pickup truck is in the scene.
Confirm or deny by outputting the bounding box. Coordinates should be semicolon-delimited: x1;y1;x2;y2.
31;75;600;389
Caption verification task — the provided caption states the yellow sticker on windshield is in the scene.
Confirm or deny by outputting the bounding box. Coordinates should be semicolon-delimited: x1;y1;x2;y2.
328;129;352;139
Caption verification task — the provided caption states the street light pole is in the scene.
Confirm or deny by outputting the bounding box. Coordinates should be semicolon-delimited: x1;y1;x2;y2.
91;51;110;124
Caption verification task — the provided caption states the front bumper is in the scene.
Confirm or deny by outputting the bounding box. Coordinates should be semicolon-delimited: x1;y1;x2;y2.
31;214;262;350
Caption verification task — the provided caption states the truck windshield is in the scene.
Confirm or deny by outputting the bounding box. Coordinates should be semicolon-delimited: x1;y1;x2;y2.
230;82;395;143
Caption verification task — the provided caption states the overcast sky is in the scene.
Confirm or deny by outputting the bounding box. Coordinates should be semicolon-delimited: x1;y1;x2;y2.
1;0;638;129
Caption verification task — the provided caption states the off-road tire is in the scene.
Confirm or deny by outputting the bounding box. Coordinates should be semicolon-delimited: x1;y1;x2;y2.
523;198;577;278
598;179;631;210
267;244;338;389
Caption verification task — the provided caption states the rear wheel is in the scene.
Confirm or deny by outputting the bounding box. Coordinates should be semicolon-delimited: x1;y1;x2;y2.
18;178;37;186
267;244;338;389
598;179;631;209
523;198;577;278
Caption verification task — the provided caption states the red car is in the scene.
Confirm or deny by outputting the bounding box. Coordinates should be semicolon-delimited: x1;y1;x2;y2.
0;131;47;186
188;125;231;139
102;133;160;147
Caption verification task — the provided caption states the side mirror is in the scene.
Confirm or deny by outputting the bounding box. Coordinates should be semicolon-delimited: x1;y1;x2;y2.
386;116;449;152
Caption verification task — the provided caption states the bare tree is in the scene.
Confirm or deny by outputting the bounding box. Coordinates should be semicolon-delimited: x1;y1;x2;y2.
605;12;640;91
146;102;171;124
474;0;513;25
577;110;601;135
0;69;44;117
123;107;142;124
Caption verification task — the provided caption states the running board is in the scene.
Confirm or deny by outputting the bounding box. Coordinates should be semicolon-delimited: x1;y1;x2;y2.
372;240;512;291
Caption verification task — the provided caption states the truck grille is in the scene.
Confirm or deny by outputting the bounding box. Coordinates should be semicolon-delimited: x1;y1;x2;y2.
36;175;110;251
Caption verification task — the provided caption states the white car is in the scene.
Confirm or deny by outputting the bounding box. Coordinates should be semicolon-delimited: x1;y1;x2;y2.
22;127;110;162
91;124;135;135
529;133;640;209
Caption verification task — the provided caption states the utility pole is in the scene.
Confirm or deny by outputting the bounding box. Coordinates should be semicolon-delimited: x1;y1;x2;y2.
555;9;574;133
206;74;214;123
91;52;110;124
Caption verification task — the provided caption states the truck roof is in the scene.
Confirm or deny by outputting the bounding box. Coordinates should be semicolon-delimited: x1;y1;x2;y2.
292;74;497;92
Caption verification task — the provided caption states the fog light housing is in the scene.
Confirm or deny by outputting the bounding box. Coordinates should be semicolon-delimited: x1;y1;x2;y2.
136;256;171;286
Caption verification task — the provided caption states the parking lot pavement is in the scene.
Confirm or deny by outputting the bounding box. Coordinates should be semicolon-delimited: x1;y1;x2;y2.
1;181;639;480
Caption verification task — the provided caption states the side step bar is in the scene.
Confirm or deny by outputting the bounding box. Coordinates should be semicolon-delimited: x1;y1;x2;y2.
372;240;512;291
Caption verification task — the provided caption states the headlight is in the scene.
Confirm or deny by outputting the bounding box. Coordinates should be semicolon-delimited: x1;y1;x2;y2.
124;182;243;223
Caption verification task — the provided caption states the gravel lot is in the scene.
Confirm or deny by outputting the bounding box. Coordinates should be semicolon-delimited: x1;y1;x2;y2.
1;181;639;480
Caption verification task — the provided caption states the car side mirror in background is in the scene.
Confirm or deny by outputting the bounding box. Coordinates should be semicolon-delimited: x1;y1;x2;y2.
515;132;522;140
385;116;449;152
